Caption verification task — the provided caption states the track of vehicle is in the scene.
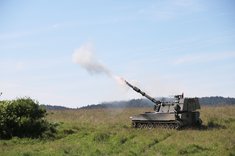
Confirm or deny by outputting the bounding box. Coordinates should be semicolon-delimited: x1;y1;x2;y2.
132;120;183;129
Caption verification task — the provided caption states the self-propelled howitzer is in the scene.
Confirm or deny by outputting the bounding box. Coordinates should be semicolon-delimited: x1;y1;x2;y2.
125;80;202;129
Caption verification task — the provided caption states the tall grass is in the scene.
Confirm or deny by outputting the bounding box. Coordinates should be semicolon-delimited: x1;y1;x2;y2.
0;106;234;156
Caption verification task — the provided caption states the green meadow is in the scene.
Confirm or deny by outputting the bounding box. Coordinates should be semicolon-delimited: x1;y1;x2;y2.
0;106;234;156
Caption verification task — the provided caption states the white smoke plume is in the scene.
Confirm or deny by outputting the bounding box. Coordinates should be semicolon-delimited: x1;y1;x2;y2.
72;42;112;76
72;42;125;86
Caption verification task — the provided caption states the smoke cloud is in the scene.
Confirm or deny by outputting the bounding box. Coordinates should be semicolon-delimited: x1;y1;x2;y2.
72;42;112;76
72;42;125;86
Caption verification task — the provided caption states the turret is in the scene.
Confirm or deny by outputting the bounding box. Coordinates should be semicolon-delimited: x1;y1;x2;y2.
125;80;161;105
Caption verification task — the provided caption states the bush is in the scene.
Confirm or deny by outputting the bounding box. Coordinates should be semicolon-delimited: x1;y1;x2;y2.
0;97;56;139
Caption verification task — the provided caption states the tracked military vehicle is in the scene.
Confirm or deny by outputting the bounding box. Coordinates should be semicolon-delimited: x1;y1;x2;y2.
125;80;202;129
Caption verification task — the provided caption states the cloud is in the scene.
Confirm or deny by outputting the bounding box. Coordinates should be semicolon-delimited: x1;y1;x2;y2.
175;51;235;64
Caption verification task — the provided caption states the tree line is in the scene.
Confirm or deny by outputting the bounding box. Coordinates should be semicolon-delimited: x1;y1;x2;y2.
80;96;235;109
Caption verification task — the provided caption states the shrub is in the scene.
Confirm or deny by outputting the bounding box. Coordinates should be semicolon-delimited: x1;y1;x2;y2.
0;97;56;139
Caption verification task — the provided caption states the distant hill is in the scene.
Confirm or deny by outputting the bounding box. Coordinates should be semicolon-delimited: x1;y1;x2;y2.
40;96;235;110
199;96;235;105
80;99;153;109
80;96;235;109
40;104;70;110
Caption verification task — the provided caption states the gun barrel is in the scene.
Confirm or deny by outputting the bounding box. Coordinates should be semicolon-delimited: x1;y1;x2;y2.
125;80;161;105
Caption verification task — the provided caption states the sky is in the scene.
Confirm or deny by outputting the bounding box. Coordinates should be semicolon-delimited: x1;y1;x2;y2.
1;0;235;108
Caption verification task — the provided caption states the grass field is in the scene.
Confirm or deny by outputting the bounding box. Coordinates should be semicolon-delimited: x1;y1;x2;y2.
0;106;235;156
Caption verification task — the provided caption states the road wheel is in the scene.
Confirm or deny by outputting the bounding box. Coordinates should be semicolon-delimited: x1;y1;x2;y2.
132;122;136;128
158;124;163;128
196;118;202;127
142;124;147;129
163;124;168;128
137;123;142;128
168;123;175;129
147;123;154;129
175;120;183;130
